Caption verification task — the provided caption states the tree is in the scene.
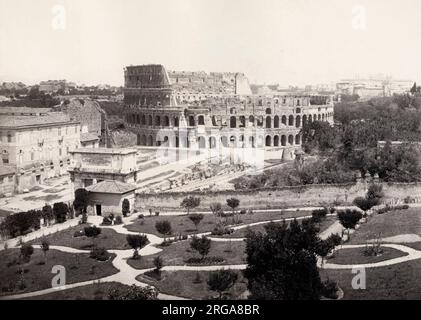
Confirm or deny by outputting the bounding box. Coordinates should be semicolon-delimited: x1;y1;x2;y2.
244;219;325;300
41;204;54;226
190;235;211;259
226;198;240;216
180;196;201;215
73;188;89;216
210;202;223;222
53;202;69;223
153;256;163;273
108;285;158;300
122;198;130;217
207;270;238;299
188;214;204;231
126;234;148;259
20;244;34;263
84;226;102;238
155;220;172;241
337;209;363;238
41;239;50;263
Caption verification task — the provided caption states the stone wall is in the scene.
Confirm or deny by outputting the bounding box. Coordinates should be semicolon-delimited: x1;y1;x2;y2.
135;181;421;211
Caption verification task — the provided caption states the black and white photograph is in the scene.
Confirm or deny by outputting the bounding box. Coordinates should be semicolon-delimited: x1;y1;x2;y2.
1;0;421;308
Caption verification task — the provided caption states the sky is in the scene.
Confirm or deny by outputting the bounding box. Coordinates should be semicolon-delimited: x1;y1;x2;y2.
1;0;421;86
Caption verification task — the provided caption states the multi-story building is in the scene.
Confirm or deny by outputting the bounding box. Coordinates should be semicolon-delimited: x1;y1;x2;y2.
123;64;334;161
68;147;137;190
0;108;80;194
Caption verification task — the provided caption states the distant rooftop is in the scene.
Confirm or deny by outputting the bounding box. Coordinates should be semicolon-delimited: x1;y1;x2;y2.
80;132;100;142
70;147;137;155
86;180;137;194
0;166;16;176
0;112;78;129
0;106;52;115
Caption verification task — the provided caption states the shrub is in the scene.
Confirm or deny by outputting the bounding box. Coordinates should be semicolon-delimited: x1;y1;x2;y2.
122;198;130;217
311;208;328;223
108;285;158;300
114;216;123;225
138;214;145;219
155;211;160;216
180;196;201;214
190;235;211;259
337;209;363;236
155;220;172;240
74;230;84;237
188;213;204;230
207;270;238;299
101;217;112;226
53;202;69;223
73;188;89;216
211;225;234;236
0;210;42;238
126;234;149;259
321;280;339;299
90;247;110;261
20;244;34;263
239;209;247;215
153;256;163;272
84;226;102;238
186;256;224;265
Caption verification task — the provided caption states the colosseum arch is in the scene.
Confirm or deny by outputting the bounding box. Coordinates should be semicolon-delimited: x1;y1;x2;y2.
221;136;229;148
230;136;237;147
265;108;272;114
249;136;255;148
239;135;245;148
209;136;217;149
295;115;301;128
239;116;246;128
174;116;179;127
288;135;294;145
198;136;206;149
155;115;161;126
163;116;170;127
175;136;179;148
141;135;147;146
274;116;279;128
137;134;141;145
322;114;325;121
266;116;272;128
313;114;317;121
136;114;140;124
318;114;321;121
249;116;255;126
189;116;195;126
288;115;294;126
274;135;279;146
308;114;312;122
230;116;237;128
148;115;153;125
281;115;287;125
281;135;287;146
296;107;301;113
265;135;272;147
302;115;307;125
141;115;146;125
198;115;205;125
148;135;153;146
295;134;301;145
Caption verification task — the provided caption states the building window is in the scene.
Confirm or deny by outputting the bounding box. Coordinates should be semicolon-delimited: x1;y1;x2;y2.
7;133;12;143
2;150;9;164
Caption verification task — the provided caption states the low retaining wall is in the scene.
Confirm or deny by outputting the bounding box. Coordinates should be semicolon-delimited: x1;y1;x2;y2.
135;181;421;211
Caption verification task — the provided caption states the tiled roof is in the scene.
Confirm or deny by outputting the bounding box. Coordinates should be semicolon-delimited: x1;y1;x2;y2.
0;106;52;115
0;166;16;176
86;180;137;194
0;112;77;128
80;132;100;142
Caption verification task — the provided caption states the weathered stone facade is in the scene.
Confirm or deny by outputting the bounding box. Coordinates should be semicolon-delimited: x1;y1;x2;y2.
123;64;334;160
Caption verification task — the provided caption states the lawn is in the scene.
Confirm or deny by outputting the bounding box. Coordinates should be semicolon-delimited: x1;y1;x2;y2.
322;259;421;299
128;239;247;270
326;246;408;265
0;248;118;297
125;210;313;237
29;225;131;250
136;270;248;300
217;215;337;239
349;207;421;244
23;282;132;300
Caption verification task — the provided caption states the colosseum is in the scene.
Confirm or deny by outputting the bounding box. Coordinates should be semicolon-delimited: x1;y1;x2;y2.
123;64;334;163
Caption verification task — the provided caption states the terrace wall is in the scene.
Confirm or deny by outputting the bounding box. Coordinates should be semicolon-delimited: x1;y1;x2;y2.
135;180;421;211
